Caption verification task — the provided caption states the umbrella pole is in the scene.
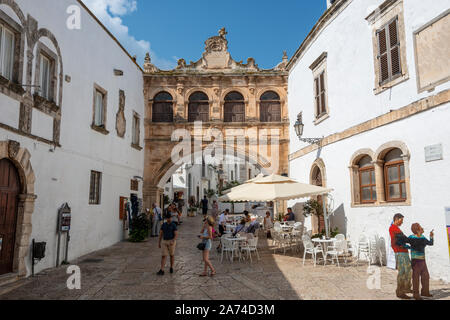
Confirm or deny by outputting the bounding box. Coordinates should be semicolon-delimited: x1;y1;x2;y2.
274;201;278;221
322;194;330;238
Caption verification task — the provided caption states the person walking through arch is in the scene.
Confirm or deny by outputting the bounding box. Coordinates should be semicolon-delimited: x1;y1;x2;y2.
201;195;209;217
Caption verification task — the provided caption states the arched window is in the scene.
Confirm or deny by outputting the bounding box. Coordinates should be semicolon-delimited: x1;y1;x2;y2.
260;91;281;122
358;156;376;203
188;92;209;122
224;91;245;122
384;148;406;202
152;92;173;123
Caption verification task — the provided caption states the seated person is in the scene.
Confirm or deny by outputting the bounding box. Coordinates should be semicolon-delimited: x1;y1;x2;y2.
245;220;260;234
243;211;251;223
285;208;295;222
232;218;247;237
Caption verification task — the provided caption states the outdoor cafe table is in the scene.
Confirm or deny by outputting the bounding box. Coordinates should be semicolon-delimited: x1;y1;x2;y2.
312;238;336;265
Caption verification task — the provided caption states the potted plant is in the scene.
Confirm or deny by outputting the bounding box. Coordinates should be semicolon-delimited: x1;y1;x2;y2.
303;199;324;235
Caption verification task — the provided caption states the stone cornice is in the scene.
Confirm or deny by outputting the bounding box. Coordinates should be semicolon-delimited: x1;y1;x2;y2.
289;89;450;161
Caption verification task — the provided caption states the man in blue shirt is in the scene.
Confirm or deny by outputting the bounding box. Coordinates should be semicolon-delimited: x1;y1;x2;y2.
157;214;178;275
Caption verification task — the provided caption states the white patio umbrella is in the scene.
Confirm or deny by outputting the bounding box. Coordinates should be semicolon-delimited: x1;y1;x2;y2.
219;174;334;237
221;173;265;195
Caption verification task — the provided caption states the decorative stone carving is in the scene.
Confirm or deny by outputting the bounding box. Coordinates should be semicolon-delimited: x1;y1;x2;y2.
143;52;159;73
176;58;187;69
164;29;260;73
116;90;126;138
274;51;289;71
8;140;20;158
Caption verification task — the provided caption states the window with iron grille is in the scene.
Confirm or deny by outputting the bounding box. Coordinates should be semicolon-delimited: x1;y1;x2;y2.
89;171;102;205
377;17;402;85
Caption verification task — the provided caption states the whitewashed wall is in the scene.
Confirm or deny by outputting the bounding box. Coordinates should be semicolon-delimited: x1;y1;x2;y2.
288;0;450;282
0;0;145;275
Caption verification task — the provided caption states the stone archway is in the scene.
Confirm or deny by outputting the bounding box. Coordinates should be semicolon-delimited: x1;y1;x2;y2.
309;158;327;234
144;140;276;208
0;140;36;277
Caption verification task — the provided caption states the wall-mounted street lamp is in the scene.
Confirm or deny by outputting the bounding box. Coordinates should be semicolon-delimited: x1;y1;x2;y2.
294;112;323;145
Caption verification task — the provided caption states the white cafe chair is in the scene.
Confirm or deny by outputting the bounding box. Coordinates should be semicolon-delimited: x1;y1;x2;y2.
302;235;323;267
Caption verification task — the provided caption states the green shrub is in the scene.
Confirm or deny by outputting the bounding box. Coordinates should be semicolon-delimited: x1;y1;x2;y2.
129;215;150;242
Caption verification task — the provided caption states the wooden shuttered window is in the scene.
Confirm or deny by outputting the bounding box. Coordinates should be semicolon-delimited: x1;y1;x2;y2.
260;91;281;122
152;92;173;123
377;17;401;84
224;91;245;123
188;92;210;122
314;72;326;118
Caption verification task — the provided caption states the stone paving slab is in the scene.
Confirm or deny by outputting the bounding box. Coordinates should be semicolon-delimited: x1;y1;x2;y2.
0;214;449;300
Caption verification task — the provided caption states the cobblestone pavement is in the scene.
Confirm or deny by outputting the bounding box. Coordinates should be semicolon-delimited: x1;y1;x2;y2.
1;214;449;300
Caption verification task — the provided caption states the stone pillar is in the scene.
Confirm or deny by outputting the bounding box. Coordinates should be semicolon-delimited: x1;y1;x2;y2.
373;160;385;203
144;187;164;208
247;77;257;122
14;194;37;277
176;77;186;120
402;154;412;202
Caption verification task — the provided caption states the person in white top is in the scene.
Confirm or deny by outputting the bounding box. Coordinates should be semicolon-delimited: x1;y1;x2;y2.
263;211;274;238
151;203;162;237
216;209;229;252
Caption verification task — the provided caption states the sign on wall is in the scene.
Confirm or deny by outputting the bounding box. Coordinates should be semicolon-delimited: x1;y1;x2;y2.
425;144;443;162
414;10;450;92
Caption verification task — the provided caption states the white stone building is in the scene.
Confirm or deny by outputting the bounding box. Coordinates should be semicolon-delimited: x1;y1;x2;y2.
287;0;450;282
0;0;145;279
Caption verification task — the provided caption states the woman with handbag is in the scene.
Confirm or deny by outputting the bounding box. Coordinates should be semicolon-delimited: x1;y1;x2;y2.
199;216;216;277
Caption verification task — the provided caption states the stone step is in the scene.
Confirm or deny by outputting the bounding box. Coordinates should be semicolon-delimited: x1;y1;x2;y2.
0;273;19;287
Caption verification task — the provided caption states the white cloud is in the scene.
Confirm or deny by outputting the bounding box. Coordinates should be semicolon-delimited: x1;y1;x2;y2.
82;0;176;69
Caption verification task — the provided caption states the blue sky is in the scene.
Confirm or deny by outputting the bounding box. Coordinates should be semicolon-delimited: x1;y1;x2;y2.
83;0;326;70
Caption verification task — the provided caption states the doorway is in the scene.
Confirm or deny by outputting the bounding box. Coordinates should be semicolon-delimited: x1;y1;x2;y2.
0;159;20;275
311;165;325;234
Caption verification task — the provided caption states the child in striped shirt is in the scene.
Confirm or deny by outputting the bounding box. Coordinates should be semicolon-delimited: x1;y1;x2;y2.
408;223;434;300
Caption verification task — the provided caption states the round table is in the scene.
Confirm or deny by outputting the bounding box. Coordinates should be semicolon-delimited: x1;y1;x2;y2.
312;238;336;265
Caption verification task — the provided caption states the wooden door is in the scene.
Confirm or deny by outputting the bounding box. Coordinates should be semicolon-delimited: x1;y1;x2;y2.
0;159;20;275
188;102;209;122
260;102;281;122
